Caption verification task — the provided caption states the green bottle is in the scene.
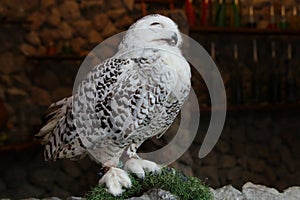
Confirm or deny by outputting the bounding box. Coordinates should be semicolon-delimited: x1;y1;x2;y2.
232;0;241;27
216;0;226;27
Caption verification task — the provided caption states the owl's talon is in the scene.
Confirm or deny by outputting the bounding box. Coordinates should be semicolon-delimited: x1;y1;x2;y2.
124;158;161;179
98;167;132;196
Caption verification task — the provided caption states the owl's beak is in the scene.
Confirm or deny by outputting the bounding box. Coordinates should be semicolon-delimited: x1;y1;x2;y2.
164;33;178;46
171;34;178;45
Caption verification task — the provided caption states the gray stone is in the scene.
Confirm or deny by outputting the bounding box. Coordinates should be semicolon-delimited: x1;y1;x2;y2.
213;185;245;200
66;197;85;200
283;186;300;200
127;189;178;200
42;198;62;200
242;182;283;200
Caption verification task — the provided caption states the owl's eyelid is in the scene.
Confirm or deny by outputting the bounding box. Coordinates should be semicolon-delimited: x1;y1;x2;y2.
150;22;162;27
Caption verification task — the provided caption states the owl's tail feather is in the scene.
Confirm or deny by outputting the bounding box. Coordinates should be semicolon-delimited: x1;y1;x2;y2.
35;97;72;144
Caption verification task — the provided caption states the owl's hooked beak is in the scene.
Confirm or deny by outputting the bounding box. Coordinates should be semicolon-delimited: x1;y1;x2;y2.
159;33;178;46
169;33;178;46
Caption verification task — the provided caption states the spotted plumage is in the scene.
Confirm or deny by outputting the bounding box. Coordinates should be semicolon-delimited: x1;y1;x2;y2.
36;14;191;196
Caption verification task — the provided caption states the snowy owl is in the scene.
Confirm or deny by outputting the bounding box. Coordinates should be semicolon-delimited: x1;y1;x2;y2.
36;14;191;196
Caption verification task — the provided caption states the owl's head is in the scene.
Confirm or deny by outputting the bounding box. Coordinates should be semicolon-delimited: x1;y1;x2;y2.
118;14;182;55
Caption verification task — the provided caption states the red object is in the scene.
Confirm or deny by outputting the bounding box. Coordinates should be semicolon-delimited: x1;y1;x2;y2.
201;0;210;26
185;0;196;26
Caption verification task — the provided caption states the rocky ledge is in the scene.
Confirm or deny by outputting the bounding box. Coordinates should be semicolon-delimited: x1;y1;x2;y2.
2;182;299;200
212;182;300;200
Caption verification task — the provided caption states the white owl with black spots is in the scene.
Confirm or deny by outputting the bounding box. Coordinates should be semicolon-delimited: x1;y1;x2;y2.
36;14;191;196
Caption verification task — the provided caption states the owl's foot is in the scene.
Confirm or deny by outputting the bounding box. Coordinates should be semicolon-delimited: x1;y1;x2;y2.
98;167;131;196
124;158;161;179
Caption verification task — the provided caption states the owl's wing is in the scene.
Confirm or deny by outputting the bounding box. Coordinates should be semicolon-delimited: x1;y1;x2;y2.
36;58;131;161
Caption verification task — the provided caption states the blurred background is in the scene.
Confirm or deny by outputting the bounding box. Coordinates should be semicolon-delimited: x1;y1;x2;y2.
0;0;299;199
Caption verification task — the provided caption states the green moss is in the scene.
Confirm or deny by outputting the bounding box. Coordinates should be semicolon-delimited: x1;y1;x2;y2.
86;167;213;200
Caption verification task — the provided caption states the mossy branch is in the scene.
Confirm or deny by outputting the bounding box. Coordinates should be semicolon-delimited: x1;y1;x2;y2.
86;167;213;200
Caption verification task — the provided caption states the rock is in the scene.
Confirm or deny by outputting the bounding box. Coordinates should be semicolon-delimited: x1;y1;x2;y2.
51;87;72;101
66;197;85;200
88;30;103;44
19;43;37;56
242;182;282;200
71;37;86;54
280;145;295;172
247;158;266;173
213;185;245;200
197;166;219;186
12;74;32;89
15;184;45;199
42;197;62;200
101;21;118;38
217;139;230;153
61;161;81;178
73;20;92;37
127;189;178;200
59;22;74;40
92;14;110;32
106;0;123;9
6;88;28;98
28;11;46;30
48;8;61;27
0;178;7;192
2;166;27;189
40;28;60;44
30;86;52;106
106;8;126;21
59;1;81;21
123;0;134;11
283;186;300;199
33;69;60;90
220;155;236;168
0;52;22;74
26;31;41;46
29;169;56;190
115;15;134;29
41;0;55;8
